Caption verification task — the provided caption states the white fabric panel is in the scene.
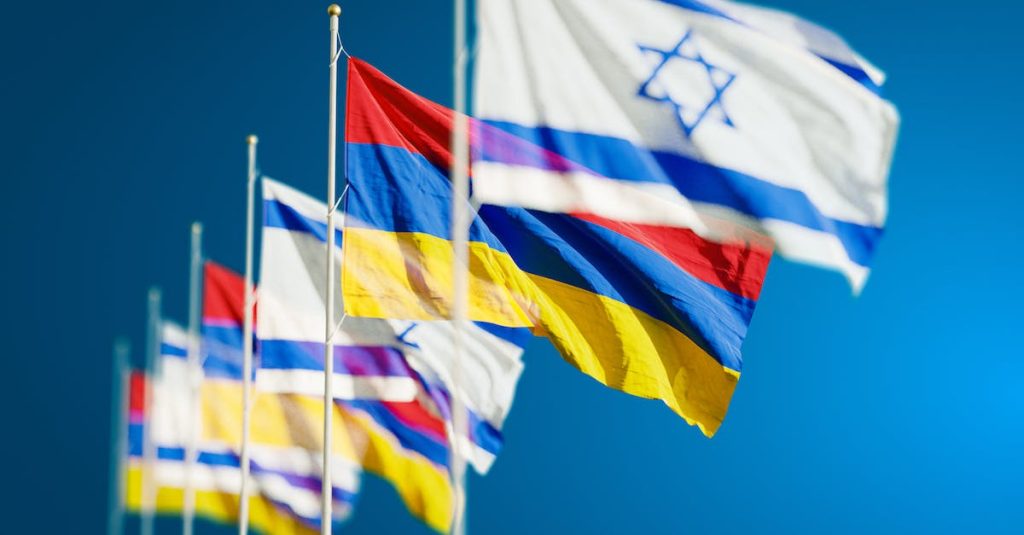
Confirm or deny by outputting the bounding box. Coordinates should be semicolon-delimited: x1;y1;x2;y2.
474;0;898;290
161;322;189;355
393;319;525;429
255;369;419;401
475;0;897;226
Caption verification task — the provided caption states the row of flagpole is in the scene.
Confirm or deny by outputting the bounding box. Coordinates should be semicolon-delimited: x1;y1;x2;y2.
183;222;203;535
449;0;471;533
323;4;342;535
107;338;130;535
239;134;258;534
110;4;472;535
142;287;160;535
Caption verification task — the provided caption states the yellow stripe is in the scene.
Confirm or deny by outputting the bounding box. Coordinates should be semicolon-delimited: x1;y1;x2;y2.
529;275;739;436
131;381;452;531
342;228;739;436
199;381;361;462
342;409;453;533
343;226;536;327
125;465;317;535
202;380;451;527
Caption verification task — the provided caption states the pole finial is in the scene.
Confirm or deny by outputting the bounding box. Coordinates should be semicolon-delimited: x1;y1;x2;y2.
327;4;341;16
246;134;259;145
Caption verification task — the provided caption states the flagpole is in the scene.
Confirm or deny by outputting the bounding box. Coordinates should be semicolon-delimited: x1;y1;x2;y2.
238;134;259;535
107;337;130;535
323;5;342;534
141;287;161;535
449;0;471;533
183;222;204;535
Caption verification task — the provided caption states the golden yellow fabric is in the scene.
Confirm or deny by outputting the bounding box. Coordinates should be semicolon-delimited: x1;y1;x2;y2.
199;381;361;462
125;465;318;535
342;228;740;436
343;227;537;327
342;409;453;533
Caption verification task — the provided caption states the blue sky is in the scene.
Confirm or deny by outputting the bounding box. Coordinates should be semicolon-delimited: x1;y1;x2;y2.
3;1;1022;533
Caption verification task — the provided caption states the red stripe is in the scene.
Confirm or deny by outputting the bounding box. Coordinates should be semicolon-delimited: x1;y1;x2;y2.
347;58;456;171
571;212;772;301
202;261;256;325
347;58;585;178
129;371;147;412
380;400;447;444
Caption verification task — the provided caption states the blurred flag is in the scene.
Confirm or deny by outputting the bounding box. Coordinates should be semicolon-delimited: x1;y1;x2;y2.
474;0;899;291
201;261;250;380
261;177;528;468
342;58;771;436
124;321;357;533
258;178;420;401
340;398;456;532
201;264;364;530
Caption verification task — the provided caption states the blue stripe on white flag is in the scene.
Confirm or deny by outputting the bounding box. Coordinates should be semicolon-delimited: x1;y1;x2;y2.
480;120;883;267
658;0;882;93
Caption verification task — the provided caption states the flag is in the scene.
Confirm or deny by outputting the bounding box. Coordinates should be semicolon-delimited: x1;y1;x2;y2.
342;58;771;436
201;264;365;530
262;177;529;468
201;261;250;380
125;321;358;532
340;398;455;532
258;178;420;401
473;0;898;291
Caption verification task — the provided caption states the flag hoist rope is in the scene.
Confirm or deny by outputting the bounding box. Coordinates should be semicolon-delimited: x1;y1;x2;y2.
239;134;259;535
449;0;471;533
141;287;161;535
108;337;130;535
183;222;203;535
323;4;343;535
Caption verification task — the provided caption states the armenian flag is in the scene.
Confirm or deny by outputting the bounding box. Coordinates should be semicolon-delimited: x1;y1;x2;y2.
342;58;771;436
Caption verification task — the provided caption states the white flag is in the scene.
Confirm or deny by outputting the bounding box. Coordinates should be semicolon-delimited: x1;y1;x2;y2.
474;0;899;290
259;178;529;473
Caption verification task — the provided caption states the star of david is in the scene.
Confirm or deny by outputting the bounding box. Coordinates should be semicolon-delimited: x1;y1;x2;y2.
395;323;421;350
637;30;737;136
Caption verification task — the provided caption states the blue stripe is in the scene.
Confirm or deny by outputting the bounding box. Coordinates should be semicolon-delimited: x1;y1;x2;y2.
413;374;504;457
469;412;503;457
126;430;357;506
479;120;882;267
345;139;751;368
660;0;736;21
480;205;751;371
474;322;532;350
657;0;882;93
822;56;882;95
260;339;413;378
264;198;344;246
128;422;143;456
346;143;509;252
341;399;451;468
159;343;187;358
201;325;247;380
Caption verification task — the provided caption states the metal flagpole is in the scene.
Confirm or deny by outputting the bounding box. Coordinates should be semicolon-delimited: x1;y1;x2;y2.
238;134;259;535
449;0;471;533
323;5;342;534
107;337;131;535
142;287;161;535
183;222;204;535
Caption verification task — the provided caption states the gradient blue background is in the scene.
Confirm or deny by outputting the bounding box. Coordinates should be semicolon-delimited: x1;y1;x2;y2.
3;1;1021;533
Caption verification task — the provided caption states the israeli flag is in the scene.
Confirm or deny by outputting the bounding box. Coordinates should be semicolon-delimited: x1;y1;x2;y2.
474;0;899;290
260;178;528;473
